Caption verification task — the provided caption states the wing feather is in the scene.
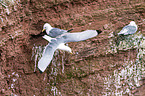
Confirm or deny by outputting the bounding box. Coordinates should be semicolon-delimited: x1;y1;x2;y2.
63;30;98;43
49;28;67;37
38;39;59;72
118;25;137;35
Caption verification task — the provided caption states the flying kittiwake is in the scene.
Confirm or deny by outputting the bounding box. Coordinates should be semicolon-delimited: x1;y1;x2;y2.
38;30;102;72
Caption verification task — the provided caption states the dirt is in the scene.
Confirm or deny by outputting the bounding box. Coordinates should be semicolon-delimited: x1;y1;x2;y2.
0;0;145;95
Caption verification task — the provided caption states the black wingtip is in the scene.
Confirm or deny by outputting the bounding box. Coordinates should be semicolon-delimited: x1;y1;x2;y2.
96;30;102;34
38;68;43;74
67;29;73;32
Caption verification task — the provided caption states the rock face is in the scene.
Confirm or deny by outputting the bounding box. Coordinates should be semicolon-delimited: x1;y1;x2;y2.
0;0;145;95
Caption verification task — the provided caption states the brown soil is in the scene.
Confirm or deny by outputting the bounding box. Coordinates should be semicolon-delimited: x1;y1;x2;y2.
0;0;145;95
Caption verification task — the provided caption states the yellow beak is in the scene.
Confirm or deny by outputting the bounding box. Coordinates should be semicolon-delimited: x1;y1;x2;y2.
70;52;73;54
42;29;46;32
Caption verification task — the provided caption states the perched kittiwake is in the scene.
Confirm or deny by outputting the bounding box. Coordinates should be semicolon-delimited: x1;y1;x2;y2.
118;21;137;35
38;30;102;72
30;23;73;39
42;23;73;38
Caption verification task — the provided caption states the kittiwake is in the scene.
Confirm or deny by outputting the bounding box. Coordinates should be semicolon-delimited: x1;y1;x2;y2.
118;21;137;35
42;23;73;38
38;30;102;72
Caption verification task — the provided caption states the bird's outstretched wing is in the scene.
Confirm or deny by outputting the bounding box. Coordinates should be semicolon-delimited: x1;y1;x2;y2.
38;39;60;72
62;30;101;43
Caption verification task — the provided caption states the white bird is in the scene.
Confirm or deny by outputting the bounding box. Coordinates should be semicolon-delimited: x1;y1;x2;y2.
38;30;102;72
42;23;73;38
30;23;73;40
118;21;138;35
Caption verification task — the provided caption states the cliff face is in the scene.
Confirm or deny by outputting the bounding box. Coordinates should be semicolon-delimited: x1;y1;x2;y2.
0;0;145;95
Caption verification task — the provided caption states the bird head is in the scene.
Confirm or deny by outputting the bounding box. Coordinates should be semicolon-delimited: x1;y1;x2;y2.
67;47;73;54
42;23;53;34
129;21;138;29
129;21;136;26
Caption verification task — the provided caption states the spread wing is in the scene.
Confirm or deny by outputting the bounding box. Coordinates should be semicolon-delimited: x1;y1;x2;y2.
62;30;99;43
38;39;61;72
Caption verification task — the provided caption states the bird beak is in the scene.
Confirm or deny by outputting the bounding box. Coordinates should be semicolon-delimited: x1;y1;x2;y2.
70;52;73;54
42;29;46;32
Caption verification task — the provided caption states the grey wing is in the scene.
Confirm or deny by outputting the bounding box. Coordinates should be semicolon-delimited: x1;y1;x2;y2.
62;30;98;43
38;39;59;72
118;25;137;35
49;28;67;37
